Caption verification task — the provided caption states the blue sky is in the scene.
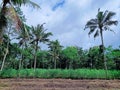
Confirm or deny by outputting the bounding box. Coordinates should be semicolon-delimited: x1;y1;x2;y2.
0;0;120;49
21;0;120;49
52;0;65;11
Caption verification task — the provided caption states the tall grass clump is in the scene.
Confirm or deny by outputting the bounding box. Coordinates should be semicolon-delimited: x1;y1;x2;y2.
0;69;17;78
0;69;119;79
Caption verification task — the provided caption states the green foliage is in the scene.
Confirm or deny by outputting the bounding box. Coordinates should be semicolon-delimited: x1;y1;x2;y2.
63;46;79;60
87;46;104;69
48;40;63;69
106;46;120;70
0;69;17;78
0;69;120;79
62;46;79;69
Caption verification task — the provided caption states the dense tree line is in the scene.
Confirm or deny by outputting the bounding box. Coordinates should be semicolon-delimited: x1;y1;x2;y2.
0;40;120;70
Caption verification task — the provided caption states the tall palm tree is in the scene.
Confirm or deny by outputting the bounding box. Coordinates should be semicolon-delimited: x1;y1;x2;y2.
84;8;118;78
17;24;31;72
0;0;40;43
48;40;63;69
31;24;52;71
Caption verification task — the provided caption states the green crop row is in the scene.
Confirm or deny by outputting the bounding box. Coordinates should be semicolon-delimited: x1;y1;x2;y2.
0;69;120;79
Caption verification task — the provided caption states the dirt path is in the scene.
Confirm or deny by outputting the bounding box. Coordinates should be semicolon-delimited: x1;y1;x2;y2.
0;79;120;90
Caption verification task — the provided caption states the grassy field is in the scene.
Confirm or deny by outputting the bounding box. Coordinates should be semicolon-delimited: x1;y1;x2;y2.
0;69;120;79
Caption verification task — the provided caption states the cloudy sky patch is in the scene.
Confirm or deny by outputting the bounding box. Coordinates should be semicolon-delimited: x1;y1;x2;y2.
0;0;119;49
20;0;120;49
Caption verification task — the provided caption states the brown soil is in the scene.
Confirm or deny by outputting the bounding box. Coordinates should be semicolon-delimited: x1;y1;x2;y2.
0;79;120;90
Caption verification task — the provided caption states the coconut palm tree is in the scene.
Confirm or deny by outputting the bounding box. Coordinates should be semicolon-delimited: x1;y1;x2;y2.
0;0;40;43
17;25;31;72
84;8;118;78
31;24;52;71
48;40;63;69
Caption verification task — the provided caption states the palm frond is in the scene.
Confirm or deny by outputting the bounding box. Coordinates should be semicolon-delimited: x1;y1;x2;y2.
4;6;22;31
11;0;40;8
28;1;40;9
11;0;27;6
88;27;97;35
105;20;118;26
41;38;50;43
22;24;30;39
86;19;98;26
104;11;116;22
101;10;108;23
84;19;98;30
42;32;53;39
108;29;115;34
94;30;99;38
104;26;115;33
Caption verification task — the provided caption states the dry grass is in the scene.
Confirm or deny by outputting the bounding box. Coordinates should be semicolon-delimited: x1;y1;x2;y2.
0;79;120;90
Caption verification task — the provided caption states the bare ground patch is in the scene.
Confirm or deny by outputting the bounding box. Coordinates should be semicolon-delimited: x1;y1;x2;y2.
0;79;120;90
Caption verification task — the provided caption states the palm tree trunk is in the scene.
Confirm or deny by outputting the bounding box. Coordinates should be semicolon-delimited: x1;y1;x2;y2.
19;45;24;70
34;41;38;71
0;28;10;71
100;29;108;78
54;57;56;69
0;46;8;71
18;45;24;78
53;53;57;69
19;58;22;70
